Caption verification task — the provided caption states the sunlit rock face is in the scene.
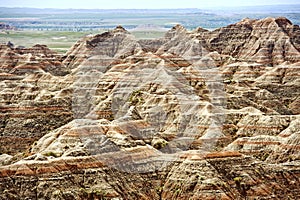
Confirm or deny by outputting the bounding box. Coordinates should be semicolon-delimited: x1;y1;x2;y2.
0;43;72;155
202;17;300;65
0;17;300;199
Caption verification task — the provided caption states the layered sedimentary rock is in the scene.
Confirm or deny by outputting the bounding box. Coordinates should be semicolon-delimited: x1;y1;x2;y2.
0;17;300;199
0;44;72;154
0;43;69;75
201;17;300;65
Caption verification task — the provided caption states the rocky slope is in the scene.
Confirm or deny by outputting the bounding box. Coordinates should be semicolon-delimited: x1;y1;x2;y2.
0;17;299;199
0;43;73;155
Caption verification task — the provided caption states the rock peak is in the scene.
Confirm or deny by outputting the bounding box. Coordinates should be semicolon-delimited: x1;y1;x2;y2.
237;17;256;25
164;24;187;39
257;16;292;26
113;25;129;33
193;27;209;33
7;41;14;48
171;24;186;31
236;17;293;29
275;17;293;26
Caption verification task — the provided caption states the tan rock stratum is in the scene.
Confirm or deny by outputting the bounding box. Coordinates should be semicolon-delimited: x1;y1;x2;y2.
0;17;300;199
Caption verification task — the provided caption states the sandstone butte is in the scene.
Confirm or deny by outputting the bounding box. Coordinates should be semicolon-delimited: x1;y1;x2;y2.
0;17;300;199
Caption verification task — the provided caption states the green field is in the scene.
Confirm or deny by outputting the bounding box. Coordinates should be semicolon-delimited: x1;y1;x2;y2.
0;30;166;53
0;31;90;53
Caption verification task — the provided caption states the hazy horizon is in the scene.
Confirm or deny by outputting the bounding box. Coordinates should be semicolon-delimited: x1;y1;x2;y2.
0;0;299;9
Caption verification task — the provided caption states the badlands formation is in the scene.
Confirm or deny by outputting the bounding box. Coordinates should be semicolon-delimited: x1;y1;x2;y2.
0;17;300;199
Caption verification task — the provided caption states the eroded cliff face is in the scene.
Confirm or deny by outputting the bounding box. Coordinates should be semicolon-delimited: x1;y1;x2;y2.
202;17;300;65
0;17;300;199
0;44;73;155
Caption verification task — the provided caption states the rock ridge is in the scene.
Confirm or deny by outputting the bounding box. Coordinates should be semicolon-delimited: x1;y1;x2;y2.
0;17;299;199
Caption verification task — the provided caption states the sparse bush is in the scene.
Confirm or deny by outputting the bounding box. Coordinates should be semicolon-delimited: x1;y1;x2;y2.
128;90;144;105
233;176;243;183
43;151;59;158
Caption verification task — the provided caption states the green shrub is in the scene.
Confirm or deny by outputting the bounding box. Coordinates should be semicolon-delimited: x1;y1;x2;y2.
43;151;59;157
233;176;243;183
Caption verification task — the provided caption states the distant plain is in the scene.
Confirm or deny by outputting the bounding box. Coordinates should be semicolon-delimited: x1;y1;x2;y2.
0;5;299;53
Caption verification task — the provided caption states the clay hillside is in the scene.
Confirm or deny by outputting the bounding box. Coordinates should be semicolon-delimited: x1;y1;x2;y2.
0;17;300;199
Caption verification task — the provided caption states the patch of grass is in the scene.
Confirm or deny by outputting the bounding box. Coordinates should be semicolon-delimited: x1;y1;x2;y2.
43;151;59;158
128;90;144;106
0;30;101;53
0;29;166;54
152;139;168;149
233;176;243;183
